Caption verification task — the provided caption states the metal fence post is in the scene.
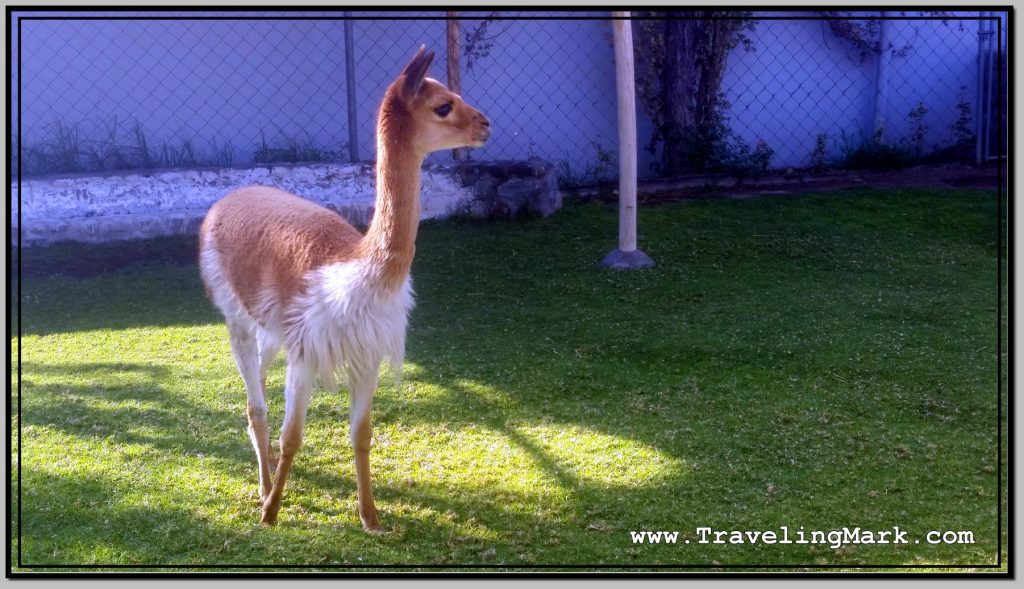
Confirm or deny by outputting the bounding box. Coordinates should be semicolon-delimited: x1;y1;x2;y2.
872;12;891;140
981;12;994;163
976;12;987;164
344;13;360;162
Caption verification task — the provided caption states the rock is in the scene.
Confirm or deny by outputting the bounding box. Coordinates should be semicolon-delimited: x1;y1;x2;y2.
468;200;491;219
532;168;562;217
497;178;540;201
473;175;496;198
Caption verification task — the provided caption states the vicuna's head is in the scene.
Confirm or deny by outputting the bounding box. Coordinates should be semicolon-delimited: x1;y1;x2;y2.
379;46;491;156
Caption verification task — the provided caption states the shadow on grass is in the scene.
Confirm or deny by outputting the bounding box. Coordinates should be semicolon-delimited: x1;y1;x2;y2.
20;361;250;466
16;235;201;279
17;468;257;568
14;234;220;337
16;269;220;337
16;459;689;569
17;359;704;567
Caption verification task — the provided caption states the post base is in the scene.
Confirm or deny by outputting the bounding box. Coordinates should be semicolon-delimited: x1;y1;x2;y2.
600;248;655;270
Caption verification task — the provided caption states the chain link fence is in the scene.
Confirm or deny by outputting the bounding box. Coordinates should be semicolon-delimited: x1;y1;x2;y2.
11;10;1005;184
721;13;991;173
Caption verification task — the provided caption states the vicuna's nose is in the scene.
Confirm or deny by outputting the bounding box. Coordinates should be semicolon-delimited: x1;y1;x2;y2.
480;116;490;127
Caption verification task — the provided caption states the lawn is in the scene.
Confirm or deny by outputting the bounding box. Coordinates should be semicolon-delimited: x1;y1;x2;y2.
9;187;1007;573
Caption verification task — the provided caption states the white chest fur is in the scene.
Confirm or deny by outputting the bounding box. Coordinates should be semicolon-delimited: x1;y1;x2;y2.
285;260;414;390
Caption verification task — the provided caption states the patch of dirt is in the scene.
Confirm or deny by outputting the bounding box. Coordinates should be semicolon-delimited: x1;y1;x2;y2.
572;161;1006;205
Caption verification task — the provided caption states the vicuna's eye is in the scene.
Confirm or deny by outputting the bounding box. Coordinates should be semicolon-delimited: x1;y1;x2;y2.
435;103;453;118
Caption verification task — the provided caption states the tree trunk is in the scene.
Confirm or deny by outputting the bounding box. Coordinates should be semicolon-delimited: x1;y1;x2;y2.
662;15;700;176
661;12;742;175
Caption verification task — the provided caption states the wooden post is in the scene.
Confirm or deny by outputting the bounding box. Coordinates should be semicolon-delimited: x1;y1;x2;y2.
601;11;653;269
447;12;466;161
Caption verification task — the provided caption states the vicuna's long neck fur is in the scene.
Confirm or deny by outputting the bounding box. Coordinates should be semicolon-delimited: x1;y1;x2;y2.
359;94;423;291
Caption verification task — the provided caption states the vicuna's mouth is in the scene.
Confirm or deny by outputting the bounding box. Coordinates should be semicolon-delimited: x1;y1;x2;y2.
474;128;491;145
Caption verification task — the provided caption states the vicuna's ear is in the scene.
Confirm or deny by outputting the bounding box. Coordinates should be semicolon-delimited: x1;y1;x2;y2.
401;45;434;99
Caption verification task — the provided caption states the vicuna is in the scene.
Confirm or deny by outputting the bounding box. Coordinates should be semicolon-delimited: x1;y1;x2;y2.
199;47;490;530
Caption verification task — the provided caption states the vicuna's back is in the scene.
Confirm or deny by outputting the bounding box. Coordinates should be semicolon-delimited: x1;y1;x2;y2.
200;185;363;320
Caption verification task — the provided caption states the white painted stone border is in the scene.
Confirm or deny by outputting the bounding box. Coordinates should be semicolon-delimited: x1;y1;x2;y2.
11;161;475;245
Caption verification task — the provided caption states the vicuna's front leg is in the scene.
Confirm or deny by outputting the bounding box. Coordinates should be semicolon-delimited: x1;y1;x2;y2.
349;369;382;533
261;359;314;525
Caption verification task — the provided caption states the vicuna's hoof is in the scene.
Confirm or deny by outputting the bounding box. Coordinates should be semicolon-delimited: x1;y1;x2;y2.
360;509;383;534
261;501;281;526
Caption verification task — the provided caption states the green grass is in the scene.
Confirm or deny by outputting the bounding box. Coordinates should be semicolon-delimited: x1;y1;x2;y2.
10;188;1007;572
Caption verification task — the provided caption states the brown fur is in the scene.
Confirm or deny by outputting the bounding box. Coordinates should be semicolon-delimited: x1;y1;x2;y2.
200;186;363;321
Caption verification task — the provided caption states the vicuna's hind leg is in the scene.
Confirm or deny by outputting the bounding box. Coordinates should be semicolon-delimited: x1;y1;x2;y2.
349;368;383;533
261;358;314;525
227;320;275;503
257;328;282;470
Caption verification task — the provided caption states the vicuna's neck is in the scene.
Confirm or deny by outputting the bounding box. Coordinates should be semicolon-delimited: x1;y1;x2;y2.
360;124;424;291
